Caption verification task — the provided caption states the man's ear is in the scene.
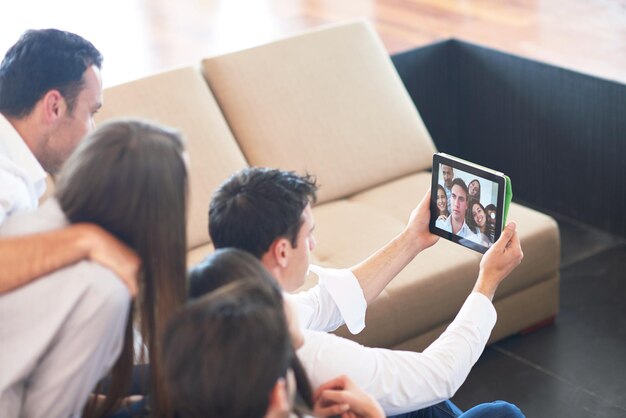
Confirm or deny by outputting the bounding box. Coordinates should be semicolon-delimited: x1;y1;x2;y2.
265;378;290;418
40;90;67;123
269;237;291;269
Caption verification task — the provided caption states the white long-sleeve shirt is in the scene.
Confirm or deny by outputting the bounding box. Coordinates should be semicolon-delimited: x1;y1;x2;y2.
297;292;497;415
287;264;367;334
0;114;47;226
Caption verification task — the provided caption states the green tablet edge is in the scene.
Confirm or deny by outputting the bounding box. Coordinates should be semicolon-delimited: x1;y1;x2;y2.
504;175;512;226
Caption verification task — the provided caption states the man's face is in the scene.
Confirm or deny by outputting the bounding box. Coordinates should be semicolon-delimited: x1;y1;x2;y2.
283;204;317;292
450;184;468;223
442;165;454;188
42;65;103;173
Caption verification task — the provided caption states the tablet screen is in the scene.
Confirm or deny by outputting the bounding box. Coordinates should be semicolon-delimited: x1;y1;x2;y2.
430;154;505;253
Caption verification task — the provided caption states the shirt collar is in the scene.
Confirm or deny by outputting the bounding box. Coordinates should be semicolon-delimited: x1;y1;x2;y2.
0;113;47;187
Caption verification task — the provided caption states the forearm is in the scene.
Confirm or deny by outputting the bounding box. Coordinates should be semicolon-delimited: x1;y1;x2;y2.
297;295;496;415
300;294;496;415
350;230;424;303
0;225;94;293
472;273;499;301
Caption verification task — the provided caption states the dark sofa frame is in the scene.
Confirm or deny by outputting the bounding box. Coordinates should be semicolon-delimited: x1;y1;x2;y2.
392;40;626;237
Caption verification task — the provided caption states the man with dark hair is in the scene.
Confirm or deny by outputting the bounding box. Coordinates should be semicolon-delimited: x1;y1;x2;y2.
436;178;475;238
209;168;317;260
0;29;138;295
209;167;436;333
208;167;526;416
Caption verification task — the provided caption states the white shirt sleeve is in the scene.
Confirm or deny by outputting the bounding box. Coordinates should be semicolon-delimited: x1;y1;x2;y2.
0;167;37;226
297;292;497;415
288;265;367;334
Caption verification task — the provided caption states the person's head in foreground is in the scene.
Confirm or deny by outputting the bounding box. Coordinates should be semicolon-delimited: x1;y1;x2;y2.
0;28;103;173
209;167;318;291
56;120;188;417
168;249;311;418
174;248;384;418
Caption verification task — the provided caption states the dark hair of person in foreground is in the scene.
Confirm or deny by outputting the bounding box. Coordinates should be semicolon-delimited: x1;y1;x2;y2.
163;248;313;418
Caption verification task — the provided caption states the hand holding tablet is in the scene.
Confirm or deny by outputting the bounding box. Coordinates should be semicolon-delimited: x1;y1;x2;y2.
429;153;513;254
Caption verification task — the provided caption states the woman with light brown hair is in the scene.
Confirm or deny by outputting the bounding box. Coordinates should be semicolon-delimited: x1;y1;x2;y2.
0;120;188;418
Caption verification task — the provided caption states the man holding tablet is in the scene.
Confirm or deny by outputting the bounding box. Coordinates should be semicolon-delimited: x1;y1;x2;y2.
208;167;525;417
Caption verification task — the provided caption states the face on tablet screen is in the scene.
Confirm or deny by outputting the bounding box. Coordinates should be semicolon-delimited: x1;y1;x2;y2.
434;164;500;250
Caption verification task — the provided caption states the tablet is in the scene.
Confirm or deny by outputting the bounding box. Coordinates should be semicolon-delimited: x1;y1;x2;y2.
429;153;512;254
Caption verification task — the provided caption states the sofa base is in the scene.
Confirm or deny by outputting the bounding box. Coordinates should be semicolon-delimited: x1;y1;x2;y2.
387;273;560;352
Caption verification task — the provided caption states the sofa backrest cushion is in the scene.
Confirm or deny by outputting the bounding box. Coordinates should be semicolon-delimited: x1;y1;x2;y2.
95;67;248;250
201;20;437;203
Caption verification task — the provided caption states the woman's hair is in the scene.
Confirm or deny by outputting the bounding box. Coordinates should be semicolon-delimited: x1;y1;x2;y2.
165;250;310;418
179;248;313;416
188;248;281;298
55;120;188;417
436;184;450;217
468;179;481;201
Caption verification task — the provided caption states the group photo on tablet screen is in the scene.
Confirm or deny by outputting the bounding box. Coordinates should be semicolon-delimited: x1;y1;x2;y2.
435;163;499;249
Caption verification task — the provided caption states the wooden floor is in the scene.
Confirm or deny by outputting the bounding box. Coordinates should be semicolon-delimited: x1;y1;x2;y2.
2;0;626;87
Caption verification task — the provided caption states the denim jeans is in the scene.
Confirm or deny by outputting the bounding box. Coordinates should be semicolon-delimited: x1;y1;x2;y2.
389;400;525;418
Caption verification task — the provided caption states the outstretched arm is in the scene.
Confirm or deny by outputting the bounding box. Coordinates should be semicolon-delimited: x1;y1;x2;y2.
299;224;524;415
0;224;140;296
350;189;439;303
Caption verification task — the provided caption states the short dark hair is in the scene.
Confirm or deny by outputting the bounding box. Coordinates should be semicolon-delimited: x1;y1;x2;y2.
485;204;497;212
164;280;291;418
188;248;282;299
451;178;469;198
209;167;317;258
0;29;102;118
185;248;313;414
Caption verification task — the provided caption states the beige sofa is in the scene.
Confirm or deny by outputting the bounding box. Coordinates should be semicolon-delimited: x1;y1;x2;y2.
95;20;560;351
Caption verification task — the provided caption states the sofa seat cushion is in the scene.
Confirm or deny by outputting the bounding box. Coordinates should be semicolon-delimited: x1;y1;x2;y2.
96;67;248;250
301;171;560;348
201;21;436;204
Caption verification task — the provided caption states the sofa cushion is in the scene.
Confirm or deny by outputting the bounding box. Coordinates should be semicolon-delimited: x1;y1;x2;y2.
95;67;248;250
201;20;436;203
